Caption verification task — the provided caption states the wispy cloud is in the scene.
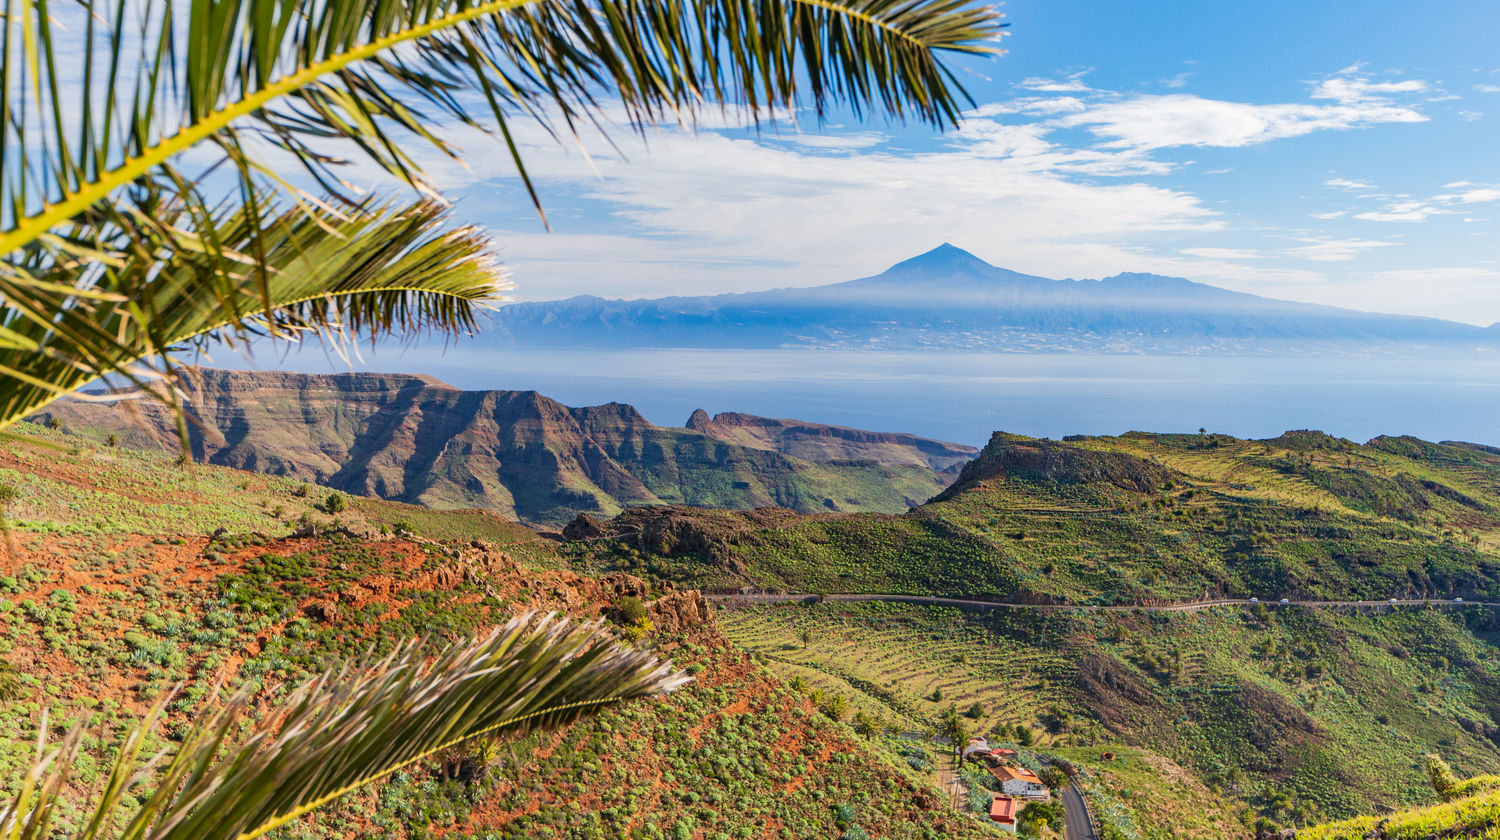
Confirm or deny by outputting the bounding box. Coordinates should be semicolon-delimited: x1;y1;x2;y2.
1311;76;1428;104
1179;247;1264;260
1283;237;1396;262
1018;75;1092;93
1324;178;1375;191
1058;93;1425;150
1351;182;1500;222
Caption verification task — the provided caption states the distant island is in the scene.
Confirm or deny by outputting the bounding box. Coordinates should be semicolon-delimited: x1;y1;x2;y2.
489;244;1500;355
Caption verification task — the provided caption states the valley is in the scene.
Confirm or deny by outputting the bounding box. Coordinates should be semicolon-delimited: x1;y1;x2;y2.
8;402;1500;838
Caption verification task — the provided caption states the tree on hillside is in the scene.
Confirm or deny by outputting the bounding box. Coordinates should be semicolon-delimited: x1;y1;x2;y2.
939;705;969;755
0;482;18;558
0;0;1002;834
1427;753;1460;801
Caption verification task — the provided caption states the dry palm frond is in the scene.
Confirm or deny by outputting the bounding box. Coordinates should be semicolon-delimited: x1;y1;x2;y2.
0;613;689;840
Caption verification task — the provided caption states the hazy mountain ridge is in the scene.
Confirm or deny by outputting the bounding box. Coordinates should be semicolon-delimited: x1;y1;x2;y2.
31;369;975;525
489;244;1500;354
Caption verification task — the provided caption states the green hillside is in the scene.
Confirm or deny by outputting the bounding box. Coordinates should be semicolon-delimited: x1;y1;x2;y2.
12;421;1500;837
0;428;988;839
567;430;1500;603
720;599;1500;829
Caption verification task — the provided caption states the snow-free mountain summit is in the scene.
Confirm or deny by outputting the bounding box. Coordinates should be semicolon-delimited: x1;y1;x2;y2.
490;245;1500;354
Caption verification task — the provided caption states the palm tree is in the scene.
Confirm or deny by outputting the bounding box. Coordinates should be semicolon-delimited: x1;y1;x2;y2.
0;0;1003;833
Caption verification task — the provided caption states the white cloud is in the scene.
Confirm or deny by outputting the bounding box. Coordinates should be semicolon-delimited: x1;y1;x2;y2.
1179;247;1265;260
1065;95;1424;150
1354;201;1452;223
1310;211;1348;219
1476;84;1500;93
1018;76;1092;93
1325;178;1374;191
1311;76;1428;104
470;121;1224;299
1349;183;1500;223
1283;237;1396;262
1436;187;1500;204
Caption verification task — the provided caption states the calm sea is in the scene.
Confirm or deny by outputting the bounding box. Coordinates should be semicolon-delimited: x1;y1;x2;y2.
225;347;1500;449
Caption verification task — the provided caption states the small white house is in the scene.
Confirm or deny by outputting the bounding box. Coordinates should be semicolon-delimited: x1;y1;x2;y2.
990;765;1050;800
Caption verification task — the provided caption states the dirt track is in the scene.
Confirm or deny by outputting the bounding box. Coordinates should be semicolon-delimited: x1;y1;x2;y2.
708;592;1495;612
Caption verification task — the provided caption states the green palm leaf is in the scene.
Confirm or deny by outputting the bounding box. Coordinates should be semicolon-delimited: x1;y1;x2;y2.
1;613;689;840
0;0;1002;432
0;193;506;429
0;0;1003;249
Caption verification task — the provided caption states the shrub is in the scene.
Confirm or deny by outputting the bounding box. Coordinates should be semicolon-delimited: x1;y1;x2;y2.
324;492;348;513
0;658;24;703
1427;753;1460;801
615;597;648;626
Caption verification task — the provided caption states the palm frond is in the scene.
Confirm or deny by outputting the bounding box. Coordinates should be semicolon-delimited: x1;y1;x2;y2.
0;193;507;428
0;0;1004;251
0;0;1003;433
0;613;688;840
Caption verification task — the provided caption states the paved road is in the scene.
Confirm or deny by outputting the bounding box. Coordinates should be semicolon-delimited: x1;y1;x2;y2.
707;592;1498;612
1058;782;1098;840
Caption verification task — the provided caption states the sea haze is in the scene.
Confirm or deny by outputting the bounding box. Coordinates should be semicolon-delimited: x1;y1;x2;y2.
225;347;1500;449
216;243;1500;447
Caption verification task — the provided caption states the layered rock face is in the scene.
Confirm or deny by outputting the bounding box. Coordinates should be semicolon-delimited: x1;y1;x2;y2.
934;431;1175;500
34;368;975;525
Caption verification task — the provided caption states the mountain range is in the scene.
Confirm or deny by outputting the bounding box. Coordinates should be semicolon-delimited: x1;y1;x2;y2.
488;244;1500;354
31;369;974;525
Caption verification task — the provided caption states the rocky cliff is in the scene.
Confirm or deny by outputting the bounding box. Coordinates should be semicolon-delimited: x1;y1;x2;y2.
33;368;974;525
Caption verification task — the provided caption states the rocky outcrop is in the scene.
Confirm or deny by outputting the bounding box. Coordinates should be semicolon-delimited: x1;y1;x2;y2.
683;410;976;474
934;432;1174;500
31;368;972;525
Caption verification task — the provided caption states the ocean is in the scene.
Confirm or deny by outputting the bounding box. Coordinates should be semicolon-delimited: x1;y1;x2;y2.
223;346;1500;448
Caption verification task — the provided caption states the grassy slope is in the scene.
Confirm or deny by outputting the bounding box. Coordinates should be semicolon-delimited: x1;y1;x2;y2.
720;600;1500;830
0;429;988;840
569;431;1500;603
1299;780;1500;839
553;430;1500;831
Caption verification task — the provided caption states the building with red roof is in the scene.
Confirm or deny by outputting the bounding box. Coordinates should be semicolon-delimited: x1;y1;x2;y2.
988;794;1019;833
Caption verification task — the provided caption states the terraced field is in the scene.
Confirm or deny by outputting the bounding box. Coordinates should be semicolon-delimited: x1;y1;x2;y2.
722;601;1077;742
718;599;1500;830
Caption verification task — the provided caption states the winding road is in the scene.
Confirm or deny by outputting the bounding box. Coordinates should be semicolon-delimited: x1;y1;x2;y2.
707;592;1496;612
1058;782;1098;840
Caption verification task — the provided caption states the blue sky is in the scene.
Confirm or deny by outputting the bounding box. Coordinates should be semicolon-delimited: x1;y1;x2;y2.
393;0;1500;323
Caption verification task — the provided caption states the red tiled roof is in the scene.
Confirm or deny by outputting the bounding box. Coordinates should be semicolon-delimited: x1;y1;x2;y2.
989;765;1042;784
989;795;1018;824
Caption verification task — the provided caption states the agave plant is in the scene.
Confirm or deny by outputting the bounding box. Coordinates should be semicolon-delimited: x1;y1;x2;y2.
1;614;691;840
0;0;1004;439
